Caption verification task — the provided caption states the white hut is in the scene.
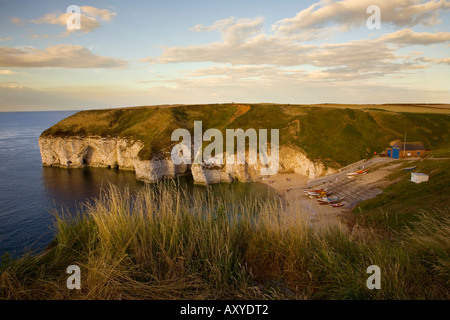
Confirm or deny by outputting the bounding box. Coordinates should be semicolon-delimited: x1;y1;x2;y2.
411;172;429;184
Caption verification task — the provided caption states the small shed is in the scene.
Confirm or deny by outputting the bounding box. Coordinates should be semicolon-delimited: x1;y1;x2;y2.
386;143;400;159
411;172;429;184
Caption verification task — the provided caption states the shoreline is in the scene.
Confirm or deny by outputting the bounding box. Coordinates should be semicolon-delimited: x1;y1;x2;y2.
260;173;348;230
259;157;401;230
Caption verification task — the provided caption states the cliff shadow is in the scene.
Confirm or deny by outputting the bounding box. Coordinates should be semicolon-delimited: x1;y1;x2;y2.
82;146;94;166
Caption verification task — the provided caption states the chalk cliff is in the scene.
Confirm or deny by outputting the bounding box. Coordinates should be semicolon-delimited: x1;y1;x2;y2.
39;103;450;184
39;135;334;184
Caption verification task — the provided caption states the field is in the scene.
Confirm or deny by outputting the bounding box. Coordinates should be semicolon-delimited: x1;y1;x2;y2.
298;103;450;114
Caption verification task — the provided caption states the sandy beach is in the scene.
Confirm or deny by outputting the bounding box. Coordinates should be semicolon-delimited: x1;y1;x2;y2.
261;173;348;230
260;157;403;230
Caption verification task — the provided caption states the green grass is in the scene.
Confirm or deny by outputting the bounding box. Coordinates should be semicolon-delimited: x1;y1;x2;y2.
353;157;450;231
1;182;449;299
41;104;450;168
431;145;450;158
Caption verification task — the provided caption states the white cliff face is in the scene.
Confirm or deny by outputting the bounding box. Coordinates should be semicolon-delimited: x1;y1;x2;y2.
189;147;335;184
39;136;143;170
278;146;336;178
39;136;334;184
134;159;191;183
39;136;191;183
191;164;233;185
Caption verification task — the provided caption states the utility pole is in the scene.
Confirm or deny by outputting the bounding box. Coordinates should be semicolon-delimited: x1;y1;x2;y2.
403;131;406;157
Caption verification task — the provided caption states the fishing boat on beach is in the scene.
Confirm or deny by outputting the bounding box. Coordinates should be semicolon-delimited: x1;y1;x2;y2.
317;196;345;204
347;170;367;178
330;203;345;208
303;189;327;195
327;196;345;203
317;198;330;204
304;188;329;197
304;189;324;195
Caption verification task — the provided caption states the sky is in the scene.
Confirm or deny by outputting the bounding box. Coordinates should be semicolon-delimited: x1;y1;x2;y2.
0;0;449;111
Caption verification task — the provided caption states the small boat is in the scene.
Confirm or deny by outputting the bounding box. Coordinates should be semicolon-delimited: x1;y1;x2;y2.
347;170;367;178
309;193;326;199
317;196;345;204
304;188;324;195
330;203;345;208
403;166;417;172
326;196;345;203
304;188;328;197
317;191;329;198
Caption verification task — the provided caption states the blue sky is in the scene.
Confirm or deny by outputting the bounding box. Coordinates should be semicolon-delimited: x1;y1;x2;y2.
0;0;449;111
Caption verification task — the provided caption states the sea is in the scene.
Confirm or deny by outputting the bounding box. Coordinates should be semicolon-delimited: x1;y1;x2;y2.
0;111;273;258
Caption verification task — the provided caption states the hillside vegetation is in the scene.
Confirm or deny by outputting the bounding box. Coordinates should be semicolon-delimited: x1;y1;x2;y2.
41;104;450;167
352;158;450;231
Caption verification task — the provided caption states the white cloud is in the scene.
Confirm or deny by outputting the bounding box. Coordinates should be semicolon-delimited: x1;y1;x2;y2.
29;6;116;36
0;69;16;75
147;17;316;66
0;81;22;88
80;6;117;22
380;28;450;45
144;7;450;83
437;58;450;65
149;27;433;78
311;40;396;69
31;12;100;34
273;0;450;35
10;17;23;26
0;45;127;68
151;37;315;66
184;65;307;83
191;17;265;44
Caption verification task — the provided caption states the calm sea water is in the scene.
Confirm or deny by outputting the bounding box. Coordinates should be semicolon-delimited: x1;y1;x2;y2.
0;111;273;258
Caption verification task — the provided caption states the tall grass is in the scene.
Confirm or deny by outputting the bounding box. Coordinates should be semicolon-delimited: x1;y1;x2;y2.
1;182;449;300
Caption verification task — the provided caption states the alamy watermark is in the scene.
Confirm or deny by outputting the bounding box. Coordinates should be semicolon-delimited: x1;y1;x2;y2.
66;5;81;30
366;265;381;290
171;121;279;175
367;5;381;30
66;265;81;290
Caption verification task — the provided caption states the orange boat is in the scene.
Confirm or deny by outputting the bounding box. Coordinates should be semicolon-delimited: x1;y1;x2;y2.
347;170;367;178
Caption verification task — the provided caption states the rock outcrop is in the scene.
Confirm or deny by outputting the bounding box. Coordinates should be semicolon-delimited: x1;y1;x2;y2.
39;136;334;184
39;136;142;170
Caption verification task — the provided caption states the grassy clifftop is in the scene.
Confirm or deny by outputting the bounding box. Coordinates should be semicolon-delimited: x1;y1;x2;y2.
41;104;450;167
